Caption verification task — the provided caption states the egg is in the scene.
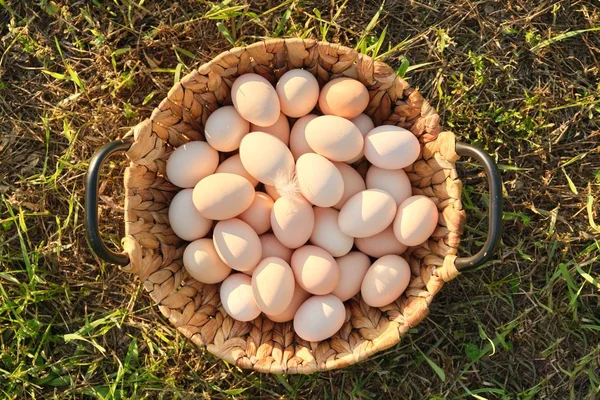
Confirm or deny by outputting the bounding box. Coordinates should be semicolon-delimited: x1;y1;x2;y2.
213;218;262;272
296;153;344;207
293;295;346;342
355;225;407;258
166;141;219;188
347;113;374;163
332;252;371;301
251;257;295;314
192;173;254;220
319;77;369;119
393;195;439;246
168;189;212;241
289;114;317;160
305;115;363;162
220;273;261;321
259;233;293;263
250;112;290;145
361;255;411;307
276;69;320;118
364;125;420;170
216;154;258;186
231;73;280;126
239;131;295;186
350;113;375;136
310;207;353;257
291;245;340;295
183;238;231;284
238;192;274;235
204;106;249;151
366;166;412;206
333;162;366;210
264;184;281;201
338;189;396;238
265;284;310;323
270;196;314;249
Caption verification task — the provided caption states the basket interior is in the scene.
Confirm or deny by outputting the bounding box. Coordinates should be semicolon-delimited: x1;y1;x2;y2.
120;38;466;374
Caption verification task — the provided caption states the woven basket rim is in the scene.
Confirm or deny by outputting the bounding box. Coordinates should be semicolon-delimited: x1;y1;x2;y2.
120;38;466;374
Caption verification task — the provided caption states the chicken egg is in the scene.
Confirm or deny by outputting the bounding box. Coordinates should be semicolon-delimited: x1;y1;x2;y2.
293;295;346;342
204;106;249;151
220;273;261;321
296;153;344;207
270;195;314;249
166;141;219;188
319;77;369;119
291;245;340;295
231;73;280;126
393;195;439;246
192;173;254;220
213;218;262;272
361;255;411;307
169;189;212;241
183;238;231;284
338;189;396;238
276;69;320;118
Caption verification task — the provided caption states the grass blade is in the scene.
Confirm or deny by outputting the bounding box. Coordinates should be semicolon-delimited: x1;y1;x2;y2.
531;27;600;52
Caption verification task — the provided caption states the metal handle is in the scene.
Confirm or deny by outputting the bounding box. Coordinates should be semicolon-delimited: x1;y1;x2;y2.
85;138;133;266
454;142;503;271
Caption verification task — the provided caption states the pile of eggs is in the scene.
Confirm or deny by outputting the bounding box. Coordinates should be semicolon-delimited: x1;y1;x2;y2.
167;70;439;342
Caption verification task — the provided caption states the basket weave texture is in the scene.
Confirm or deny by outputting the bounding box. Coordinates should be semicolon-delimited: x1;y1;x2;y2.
120;38;466;374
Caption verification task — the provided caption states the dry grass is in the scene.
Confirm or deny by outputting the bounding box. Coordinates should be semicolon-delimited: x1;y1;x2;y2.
1;0;599;398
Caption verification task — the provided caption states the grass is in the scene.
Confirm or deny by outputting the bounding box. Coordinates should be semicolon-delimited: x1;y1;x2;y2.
1;0;599;398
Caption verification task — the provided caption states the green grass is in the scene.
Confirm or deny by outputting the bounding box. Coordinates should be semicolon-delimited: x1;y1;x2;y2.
1;0;599;398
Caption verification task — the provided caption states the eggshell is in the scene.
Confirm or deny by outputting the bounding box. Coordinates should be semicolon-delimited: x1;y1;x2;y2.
231;73;280;126
168;189;212;241
259;233;293;263
366;166;412;205
265;284;310;322
393;195;439;246
291;245;340;295
332;252;371;301
350;113;375;136
319;77;369;119
355;225;407;258
204;106;249;151
296;153;344;207
192;173;254;220
338;189;396;238
251;257;295;314
166;141;219;188
289;114;317;160
347;113;374;163
276;69;319;118
361;255;411;307
216;154;258;186
364;125;420;169
293;295;345;342
305;115;363;162
250;112;290;145
333;162;366;210
264;184;281;201
310;207;353;257
270;196;314;249
220;273;261;321
213;218;262;272
183;239;231;284
238;192;273;235
239;131;295;186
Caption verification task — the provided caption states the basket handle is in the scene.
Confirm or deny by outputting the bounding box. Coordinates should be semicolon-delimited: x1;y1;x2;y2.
85;138;133;266
454;142;503;271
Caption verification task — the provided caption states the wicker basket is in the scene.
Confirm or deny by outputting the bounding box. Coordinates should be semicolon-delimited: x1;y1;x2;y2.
85;38;502;374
